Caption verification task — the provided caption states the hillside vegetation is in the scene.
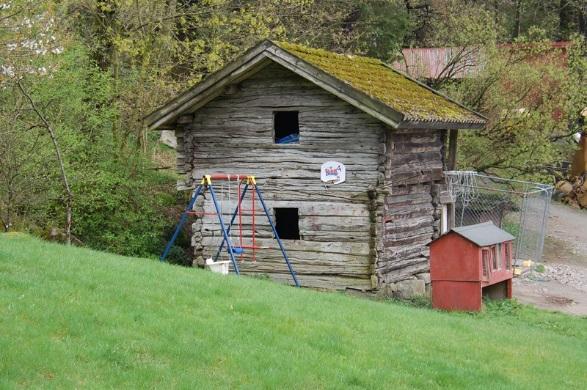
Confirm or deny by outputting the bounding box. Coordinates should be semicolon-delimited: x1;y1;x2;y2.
2;1;586;256
1;234;586;388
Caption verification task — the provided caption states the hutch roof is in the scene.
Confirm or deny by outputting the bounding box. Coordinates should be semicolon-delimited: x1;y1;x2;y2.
145;40;486;131
450;222;515;247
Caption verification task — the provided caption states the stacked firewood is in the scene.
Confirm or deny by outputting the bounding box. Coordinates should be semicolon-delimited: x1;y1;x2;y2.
558;129;587;208
556;175;587;208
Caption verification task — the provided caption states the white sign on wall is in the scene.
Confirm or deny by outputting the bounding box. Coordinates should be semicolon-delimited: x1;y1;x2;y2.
321;161;346;184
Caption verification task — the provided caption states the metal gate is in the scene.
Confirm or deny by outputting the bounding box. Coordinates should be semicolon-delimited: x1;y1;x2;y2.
445;172;553;263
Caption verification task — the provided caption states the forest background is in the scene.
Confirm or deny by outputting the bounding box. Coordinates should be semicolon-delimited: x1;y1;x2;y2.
1;0;585;261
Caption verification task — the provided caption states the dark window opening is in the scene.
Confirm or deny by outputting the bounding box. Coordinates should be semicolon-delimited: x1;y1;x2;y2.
274;111;299;144
274;208;300;240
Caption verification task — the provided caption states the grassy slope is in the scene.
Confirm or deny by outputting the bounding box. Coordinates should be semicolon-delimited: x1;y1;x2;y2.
1;234;586;389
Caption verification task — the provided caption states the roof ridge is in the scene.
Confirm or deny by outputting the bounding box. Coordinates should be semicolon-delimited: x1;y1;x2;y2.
273;40;385;65
449;221;515;247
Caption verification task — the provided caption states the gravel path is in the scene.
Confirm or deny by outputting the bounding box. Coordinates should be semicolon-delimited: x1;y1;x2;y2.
546;202;587;262
518;264;586;292
513;202;587;315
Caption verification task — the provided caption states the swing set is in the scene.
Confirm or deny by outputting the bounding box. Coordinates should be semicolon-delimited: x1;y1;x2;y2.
160;174;300;287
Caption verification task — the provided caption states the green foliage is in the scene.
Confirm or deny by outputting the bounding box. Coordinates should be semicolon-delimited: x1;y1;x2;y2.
1;234;586;388
503;221;522;238
483;298;526;316
2;0;585;258
441;36;587;180
62;0;411;150
0;32;180;257
409;1;587;181
70;161;175;257
419;0;504;47
407;0;586;45
347;0;410;61
1;0;411;258
481;299;586;338
384;294;432;309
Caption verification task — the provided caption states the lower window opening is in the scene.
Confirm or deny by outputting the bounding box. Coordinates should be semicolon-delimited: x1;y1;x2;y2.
274;208;300;240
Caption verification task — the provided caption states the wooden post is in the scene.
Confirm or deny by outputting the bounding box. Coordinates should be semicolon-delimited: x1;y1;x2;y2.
445;129;458;231
447;129;459;171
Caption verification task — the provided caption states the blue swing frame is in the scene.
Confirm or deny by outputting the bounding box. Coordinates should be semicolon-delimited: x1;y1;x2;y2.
160;175;300;287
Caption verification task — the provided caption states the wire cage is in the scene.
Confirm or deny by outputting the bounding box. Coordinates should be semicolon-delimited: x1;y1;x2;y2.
445;172;553;264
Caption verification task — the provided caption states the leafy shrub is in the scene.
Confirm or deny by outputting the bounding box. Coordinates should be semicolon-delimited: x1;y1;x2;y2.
0;44;189;261
70;159;181;258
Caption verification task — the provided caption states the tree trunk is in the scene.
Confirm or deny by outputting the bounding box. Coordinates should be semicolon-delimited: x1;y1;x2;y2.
559;0;572;39
513;0;521;38
17;80;73;245
579;4;587;36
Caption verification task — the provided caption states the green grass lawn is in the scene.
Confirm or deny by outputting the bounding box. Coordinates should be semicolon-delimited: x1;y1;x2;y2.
1;233;586;389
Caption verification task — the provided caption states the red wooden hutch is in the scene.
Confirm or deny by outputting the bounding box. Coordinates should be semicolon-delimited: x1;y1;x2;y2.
429;222;515;312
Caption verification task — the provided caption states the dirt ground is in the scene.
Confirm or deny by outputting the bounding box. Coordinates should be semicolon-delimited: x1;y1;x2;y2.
513;202;587;316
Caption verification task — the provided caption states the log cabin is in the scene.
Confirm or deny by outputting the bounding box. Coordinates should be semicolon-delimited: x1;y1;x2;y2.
145;40;486;293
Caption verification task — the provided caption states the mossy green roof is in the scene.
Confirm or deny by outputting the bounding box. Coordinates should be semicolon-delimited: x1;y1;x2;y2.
275;41;484;125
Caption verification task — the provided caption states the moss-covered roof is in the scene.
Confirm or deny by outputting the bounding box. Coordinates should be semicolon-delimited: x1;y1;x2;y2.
275;41;484;125
145;40;486;130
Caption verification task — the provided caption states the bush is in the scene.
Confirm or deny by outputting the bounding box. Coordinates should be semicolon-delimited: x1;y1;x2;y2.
70;159;181;258
0;43;190;262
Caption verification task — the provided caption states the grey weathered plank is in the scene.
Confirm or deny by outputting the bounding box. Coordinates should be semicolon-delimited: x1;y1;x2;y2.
176;62;444;291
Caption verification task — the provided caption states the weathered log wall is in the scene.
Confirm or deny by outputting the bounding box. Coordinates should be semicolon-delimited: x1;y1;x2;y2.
179;63;387;290
176;62;444;291
379;129;444;287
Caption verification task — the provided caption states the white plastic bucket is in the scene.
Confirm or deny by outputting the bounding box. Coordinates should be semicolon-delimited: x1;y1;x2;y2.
205;258;230;275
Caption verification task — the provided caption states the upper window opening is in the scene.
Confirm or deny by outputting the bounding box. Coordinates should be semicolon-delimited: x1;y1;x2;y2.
274;111;299;144
274;208;300;240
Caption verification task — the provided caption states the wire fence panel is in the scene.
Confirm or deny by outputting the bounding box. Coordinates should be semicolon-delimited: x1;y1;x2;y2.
446;172;553;264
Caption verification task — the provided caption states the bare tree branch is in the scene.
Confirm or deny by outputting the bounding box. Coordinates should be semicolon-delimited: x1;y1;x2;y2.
16;79;73;245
